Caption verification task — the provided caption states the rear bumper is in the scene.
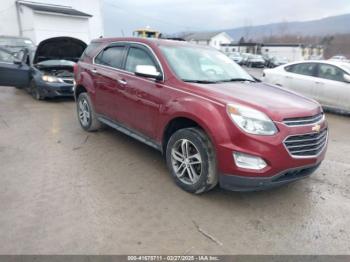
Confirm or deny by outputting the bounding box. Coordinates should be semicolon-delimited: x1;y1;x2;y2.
219;163;320;192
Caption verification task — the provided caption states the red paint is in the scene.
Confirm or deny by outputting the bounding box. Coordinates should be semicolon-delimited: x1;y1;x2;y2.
75;38;327;179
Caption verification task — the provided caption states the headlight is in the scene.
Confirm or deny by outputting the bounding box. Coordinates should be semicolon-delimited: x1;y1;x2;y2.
227;104;278;135
42;75;63;83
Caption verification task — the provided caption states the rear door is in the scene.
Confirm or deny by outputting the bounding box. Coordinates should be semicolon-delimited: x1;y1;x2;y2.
283;62;319;99
0;48;30;87
315;63;350;110
92;44;127;120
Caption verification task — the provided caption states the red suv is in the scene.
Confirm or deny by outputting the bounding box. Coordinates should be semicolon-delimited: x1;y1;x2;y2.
74;38;328;193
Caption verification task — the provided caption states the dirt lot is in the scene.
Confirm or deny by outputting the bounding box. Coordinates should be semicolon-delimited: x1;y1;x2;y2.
0;86;349;255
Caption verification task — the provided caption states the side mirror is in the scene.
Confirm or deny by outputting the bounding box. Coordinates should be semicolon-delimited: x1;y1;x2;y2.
344;73;350;83
135;65;162;80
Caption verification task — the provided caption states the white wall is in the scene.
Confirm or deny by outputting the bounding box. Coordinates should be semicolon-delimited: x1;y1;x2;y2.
0;0;103;44
31;11;90;43
209;33;232;49
0;0;20;36
262;46;304;61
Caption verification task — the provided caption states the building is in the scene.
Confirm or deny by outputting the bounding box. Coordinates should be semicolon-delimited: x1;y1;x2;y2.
221;42;324;61
0;0;104;45
183;31;233;49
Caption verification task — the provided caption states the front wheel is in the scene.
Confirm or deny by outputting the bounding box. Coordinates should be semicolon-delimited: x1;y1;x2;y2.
30;80;43;100
166;127;218;194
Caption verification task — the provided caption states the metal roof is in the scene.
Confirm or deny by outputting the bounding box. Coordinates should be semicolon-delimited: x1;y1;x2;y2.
18;1;92;18
183;31;223;41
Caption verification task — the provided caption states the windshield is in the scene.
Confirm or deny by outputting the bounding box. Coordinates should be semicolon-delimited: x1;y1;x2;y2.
37;60;76;66
0;47;26;63
160;45;254;83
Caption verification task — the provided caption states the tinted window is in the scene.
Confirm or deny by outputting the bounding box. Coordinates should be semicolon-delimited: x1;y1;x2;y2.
318;64;345;82
125;47;156;73
286;63;317;77
95;46;125;69
81;42;100;61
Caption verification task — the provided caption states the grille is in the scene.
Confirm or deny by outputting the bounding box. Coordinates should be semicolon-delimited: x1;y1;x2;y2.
62;78;74;85
284;129;328;157
283;113;324;126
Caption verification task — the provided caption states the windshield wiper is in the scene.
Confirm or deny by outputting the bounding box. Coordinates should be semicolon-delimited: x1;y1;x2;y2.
182;79;220;84
220;78;256;83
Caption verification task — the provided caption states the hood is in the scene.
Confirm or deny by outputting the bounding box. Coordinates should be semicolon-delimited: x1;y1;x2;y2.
192;82;321;121
34;37;87;64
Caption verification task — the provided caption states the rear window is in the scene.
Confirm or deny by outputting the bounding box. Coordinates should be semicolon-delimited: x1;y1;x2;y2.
285;63;317;77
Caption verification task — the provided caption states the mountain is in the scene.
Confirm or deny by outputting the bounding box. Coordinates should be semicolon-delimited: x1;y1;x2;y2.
225;14;350;40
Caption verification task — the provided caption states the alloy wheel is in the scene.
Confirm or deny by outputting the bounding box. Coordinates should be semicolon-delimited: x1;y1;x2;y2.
171;139;203;185
78;98;90;127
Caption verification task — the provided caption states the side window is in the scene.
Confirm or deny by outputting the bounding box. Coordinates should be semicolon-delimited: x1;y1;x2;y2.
0;49;16;63
288;63;317;77
80;42;100;61
318;64;345;82
125;47;157;73
95;46;125;69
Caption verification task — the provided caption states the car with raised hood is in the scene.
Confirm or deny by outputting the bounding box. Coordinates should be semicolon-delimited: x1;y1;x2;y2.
0;36;86;100
74;37;328;193
262;60;350;114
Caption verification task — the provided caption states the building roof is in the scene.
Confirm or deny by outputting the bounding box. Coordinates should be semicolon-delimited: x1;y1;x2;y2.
18;1;92;18
183;31;225;41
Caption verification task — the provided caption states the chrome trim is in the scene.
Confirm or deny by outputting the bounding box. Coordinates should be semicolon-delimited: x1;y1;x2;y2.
92;41;165;82
281;113;325;127
283;129;328;159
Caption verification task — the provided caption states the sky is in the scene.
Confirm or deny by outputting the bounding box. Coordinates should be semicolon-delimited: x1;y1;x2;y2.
103;0;350;37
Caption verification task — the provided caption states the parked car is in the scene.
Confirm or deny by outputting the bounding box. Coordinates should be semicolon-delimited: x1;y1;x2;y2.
0;36;86;100
329;55;348;62
228;52;243;65
240;53;250;66
262;60;350;114
75;38;328;193
246;54;265;68
266;56;289;68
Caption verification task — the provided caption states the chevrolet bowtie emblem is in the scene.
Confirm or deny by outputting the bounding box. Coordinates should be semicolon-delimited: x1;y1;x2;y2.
312;124;321;133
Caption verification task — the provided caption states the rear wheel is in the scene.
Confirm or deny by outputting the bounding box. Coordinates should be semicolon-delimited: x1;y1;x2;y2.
77;92;101;131
166;127;218;194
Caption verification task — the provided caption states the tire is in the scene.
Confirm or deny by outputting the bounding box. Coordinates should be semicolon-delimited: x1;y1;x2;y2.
30;80;42;100
77;92;101;132
166;127;218;194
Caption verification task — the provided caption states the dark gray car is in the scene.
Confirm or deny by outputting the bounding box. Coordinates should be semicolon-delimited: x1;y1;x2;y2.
0;36;86;100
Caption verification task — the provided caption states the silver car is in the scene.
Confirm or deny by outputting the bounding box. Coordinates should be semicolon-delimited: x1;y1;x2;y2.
262;60;350;114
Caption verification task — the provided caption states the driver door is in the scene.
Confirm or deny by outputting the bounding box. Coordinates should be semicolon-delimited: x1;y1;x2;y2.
0;48;30;88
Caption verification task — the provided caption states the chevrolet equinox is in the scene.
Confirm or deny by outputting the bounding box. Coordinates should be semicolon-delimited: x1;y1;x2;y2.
74;38;328;193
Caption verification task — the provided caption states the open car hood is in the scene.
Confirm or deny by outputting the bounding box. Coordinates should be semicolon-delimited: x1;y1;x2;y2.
33;37;87;64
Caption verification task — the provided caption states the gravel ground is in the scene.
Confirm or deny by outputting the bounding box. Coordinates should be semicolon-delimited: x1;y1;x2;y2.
0;86;349;255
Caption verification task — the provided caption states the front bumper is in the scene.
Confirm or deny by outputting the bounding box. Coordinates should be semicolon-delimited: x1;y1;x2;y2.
37;82;74;98
219;163;320;191
216;118;328;191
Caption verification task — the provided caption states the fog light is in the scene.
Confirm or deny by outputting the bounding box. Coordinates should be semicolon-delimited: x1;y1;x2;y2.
233;152;267;170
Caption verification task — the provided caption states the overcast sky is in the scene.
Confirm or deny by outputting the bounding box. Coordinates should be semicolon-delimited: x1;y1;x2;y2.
103;0;350;37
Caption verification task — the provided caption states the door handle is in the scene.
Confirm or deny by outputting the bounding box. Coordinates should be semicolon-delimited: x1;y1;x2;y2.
315;81;324;85
118;79;127;85
286;76;293;79
91;69;98;74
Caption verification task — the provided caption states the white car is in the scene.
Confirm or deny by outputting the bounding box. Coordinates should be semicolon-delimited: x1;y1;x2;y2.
262;60;350;113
